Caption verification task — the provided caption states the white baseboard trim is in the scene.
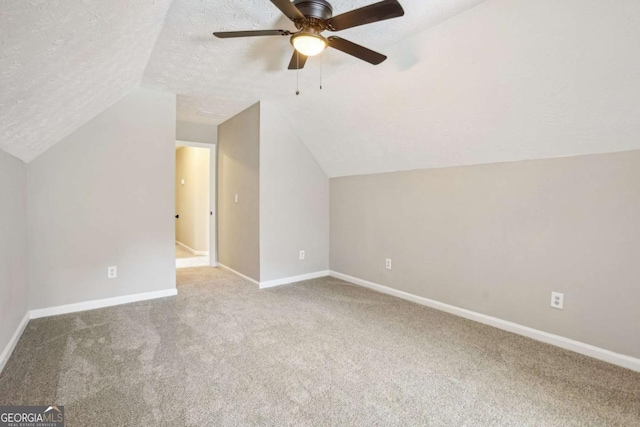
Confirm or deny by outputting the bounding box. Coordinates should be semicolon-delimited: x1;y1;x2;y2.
30;288;178;320
218;264;329;289
329;271;640;373
175;240;208;256
218;263;260;286
176;256;210;269
0;312;30;374
260;271;330;289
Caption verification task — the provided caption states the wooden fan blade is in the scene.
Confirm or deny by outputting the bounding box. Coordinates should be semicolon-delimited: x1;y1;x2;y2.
327;0;404;31
270;0;306;21
288;50;308;69
213;29;293;38
327;36;387;65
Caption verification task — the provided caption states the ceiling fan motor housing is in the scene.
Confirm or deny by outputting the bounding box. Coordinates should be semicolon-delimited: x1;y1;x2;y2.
293;0;333;21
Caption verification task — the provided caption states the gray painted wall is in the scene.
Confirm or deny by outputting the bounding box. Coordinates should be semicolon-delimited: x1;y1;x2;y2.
259;101;329;281
176;120;217;145
0;151;28;363
217;103;260;281
330;150;640;358
28;88;177;309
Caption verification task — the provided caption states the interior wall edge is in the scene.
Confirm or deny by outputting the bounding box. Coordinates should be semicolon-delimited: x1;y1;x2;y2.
218;263;260;287
328;148;640;180
259;271;330;289
0;312;30;375
216;102;261;281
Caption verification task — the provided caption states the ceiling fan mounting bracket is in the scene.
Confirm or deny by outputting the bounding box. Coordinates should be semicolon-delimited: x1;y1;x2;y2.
295;17;328;32
292;0;333;21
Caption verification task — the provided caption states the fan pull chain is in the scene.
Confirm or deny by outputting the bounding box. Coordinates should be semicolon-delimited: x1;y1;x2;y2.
320;54;323;90
296;52;300;96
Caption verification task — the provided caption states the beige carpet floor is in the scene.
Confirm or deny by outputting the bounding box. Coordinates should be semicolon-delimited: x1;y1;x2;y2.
1;267;639;426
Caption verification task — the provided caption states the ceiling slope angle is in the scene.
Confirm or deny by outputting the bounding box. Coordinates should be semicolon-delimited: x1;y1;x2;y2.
275;0;640;177
142;0;486;125
0;0;174;163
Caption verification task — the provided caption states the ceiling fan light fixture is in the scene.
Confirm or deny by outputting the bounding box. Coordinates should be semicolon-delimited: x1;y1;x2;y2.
214;0;406;70
291;32;327;57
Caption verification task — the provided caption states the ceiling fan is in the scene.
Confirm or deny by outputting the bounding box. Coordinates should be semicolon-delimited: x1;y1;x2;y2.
213;0;405;70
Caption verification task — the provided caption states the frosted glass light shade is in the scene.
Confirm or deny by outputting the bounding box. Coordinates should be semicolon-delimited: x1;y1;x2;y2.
292;33;327;57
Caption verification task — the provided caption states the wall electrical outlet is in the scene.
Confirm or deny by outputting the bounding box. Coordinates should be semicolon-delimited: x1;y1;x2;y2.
299;250;306;260
108;266;117;279
234;194;239;203
551;291;564;310
385;259;392;270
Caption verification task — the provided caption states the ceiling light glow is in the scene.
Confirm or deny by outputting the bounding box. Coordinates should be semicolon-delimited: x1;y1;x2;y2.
291;33;327;57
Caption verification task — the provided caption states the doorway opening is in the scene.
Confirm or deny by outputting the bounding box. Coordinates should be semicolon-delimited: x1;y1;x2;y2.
175;141;216;269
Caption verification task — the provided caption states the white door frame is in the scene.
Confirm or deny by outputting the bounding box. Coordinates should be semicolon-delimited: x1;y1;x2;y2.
176;140;217;267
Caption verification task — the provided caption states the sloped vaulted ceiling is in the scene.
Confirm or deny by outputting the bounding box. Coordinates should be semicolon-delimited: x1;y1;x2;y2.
1;0;487;162
275;0;640;177
142;0;640;177
142;0;487;124
0;0;173;162
3;0;640;174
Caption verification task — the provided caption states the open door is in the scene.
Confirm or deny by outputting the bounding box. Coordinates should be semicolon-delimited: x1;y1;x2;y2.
175;141;217;268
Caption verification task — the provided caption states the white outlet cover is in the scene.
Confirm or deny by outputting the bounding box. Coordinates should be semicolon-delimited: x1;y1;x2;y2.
385;259;392;270
234;194;239;203
551;292;564;310
108;266;117;279
299;250;306;260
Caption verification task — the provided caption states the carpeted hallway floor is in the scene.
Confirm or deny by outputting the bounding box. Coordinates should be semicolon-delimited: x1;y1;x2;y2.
1;267;639;426
175;243;202;259
175;244;209;269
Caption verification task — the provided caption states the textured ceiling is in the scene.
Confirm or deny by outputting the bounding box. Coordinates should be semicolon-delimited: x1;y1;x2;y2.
143;0;486;125
274;0;640;176
5;0;640;176
0;0;173;162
